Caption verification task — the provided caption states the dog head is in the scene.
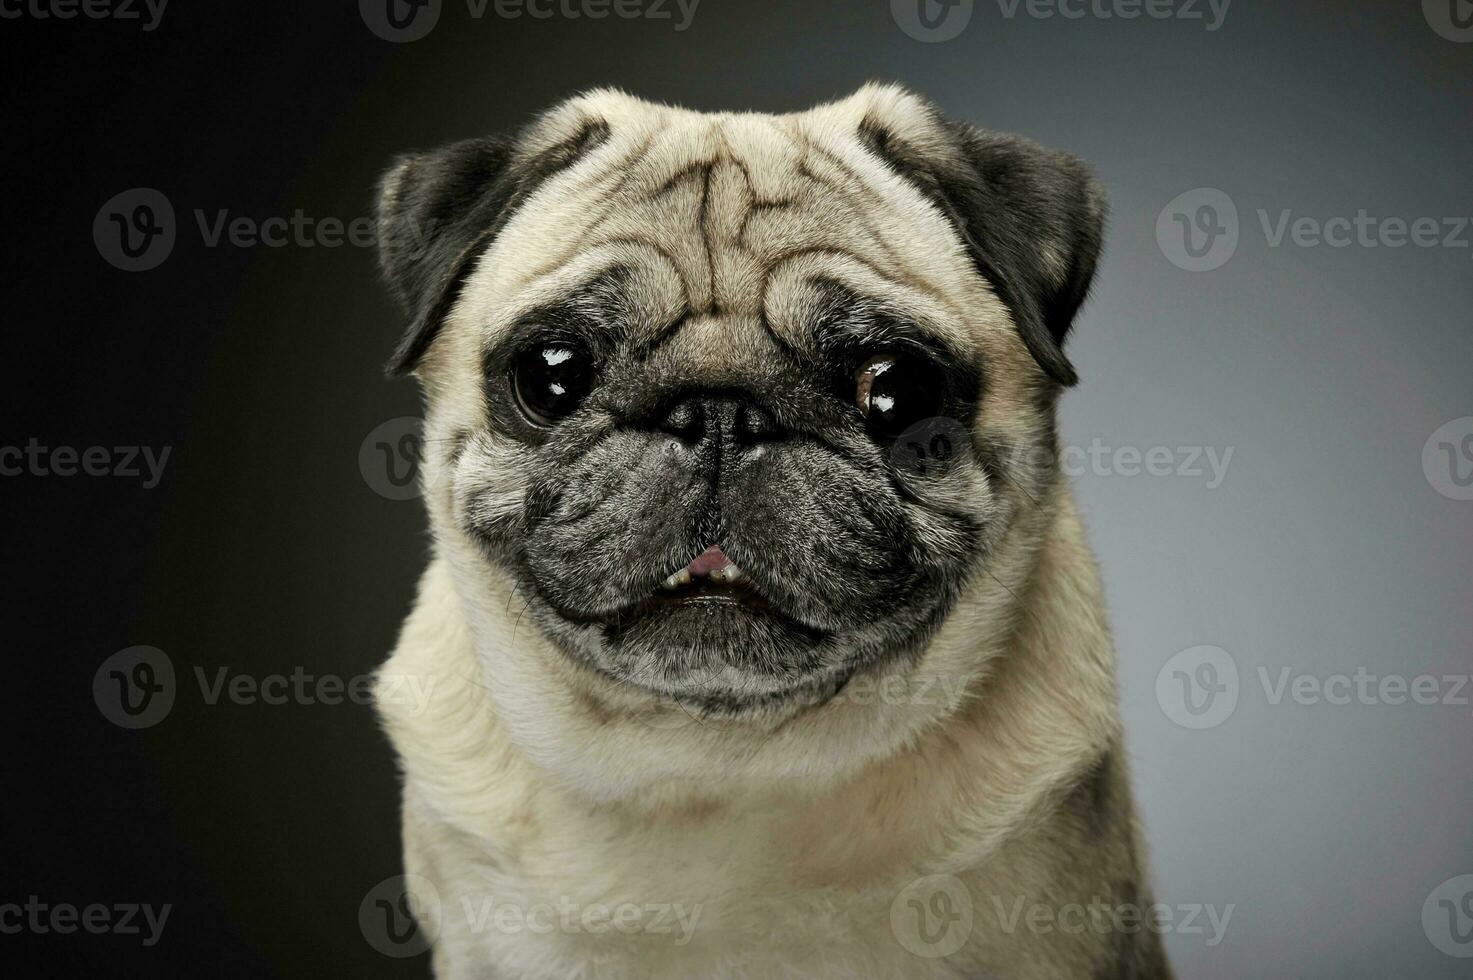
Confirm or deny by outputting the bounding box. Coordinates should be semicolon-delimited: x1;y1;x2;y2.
376;84;1105;755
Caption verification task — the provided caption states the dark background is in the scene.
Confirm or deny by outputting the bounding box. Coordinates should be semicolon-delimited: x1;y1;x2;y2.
2;1;1470;976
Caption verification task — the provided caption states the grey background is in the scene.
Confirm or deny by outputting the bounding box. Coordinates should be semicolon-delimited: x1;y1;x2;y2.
2;0;1469;976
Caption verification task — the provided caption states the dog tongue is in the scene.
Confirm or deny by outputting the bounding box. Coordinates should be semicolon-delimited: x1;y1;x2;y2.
687;546;730;578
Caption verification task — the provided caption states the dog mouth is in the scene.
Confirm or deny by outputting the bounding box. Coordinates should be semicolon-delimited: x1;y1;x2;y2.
531;544;787;626
650;545;770;609
523;542;887;707
604;544;842;706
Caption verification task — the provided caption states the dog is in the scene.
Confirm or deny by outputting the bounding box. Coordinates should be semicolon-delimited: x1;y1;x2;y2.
372;83;1170;979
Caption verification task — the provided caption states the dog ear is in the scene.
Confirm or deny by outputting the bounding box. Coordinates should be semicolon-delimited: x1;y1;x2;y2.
376;136;518;377
375;120;610;377
860;113;1106;387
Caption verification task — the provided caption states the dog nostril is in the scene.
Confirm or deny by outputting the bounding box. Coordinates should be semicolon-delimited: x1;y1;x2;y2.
659;400;706;443
735;403;779;442
654;396;781;447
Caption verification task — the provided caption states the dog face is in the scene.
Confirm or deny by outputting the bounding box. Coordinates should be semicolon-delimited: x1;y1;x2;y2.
377;84;1104;717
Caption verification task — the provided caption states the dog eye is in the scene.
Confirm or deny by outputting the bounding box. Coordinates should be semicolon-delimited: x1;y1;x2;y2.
512;343;594;425
854;352;944;440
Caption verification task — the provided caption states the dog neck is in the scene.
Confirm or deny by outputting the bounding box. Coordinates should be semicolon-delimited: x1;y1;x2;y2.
377;488;1119;869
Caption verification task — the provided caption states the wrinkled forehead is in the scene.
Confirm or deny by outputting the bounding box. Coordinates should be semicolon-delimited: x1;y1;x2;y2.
449;101;1014;371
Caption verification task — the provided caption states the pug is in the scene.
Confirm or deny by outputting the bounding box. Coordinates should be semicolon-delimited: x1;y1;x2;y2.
373;83;1170;979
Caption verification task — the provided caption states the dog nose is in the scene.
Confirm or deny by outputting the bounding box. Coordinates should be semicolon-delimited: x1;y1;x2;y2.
656;394;780;448
658;398;707;443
